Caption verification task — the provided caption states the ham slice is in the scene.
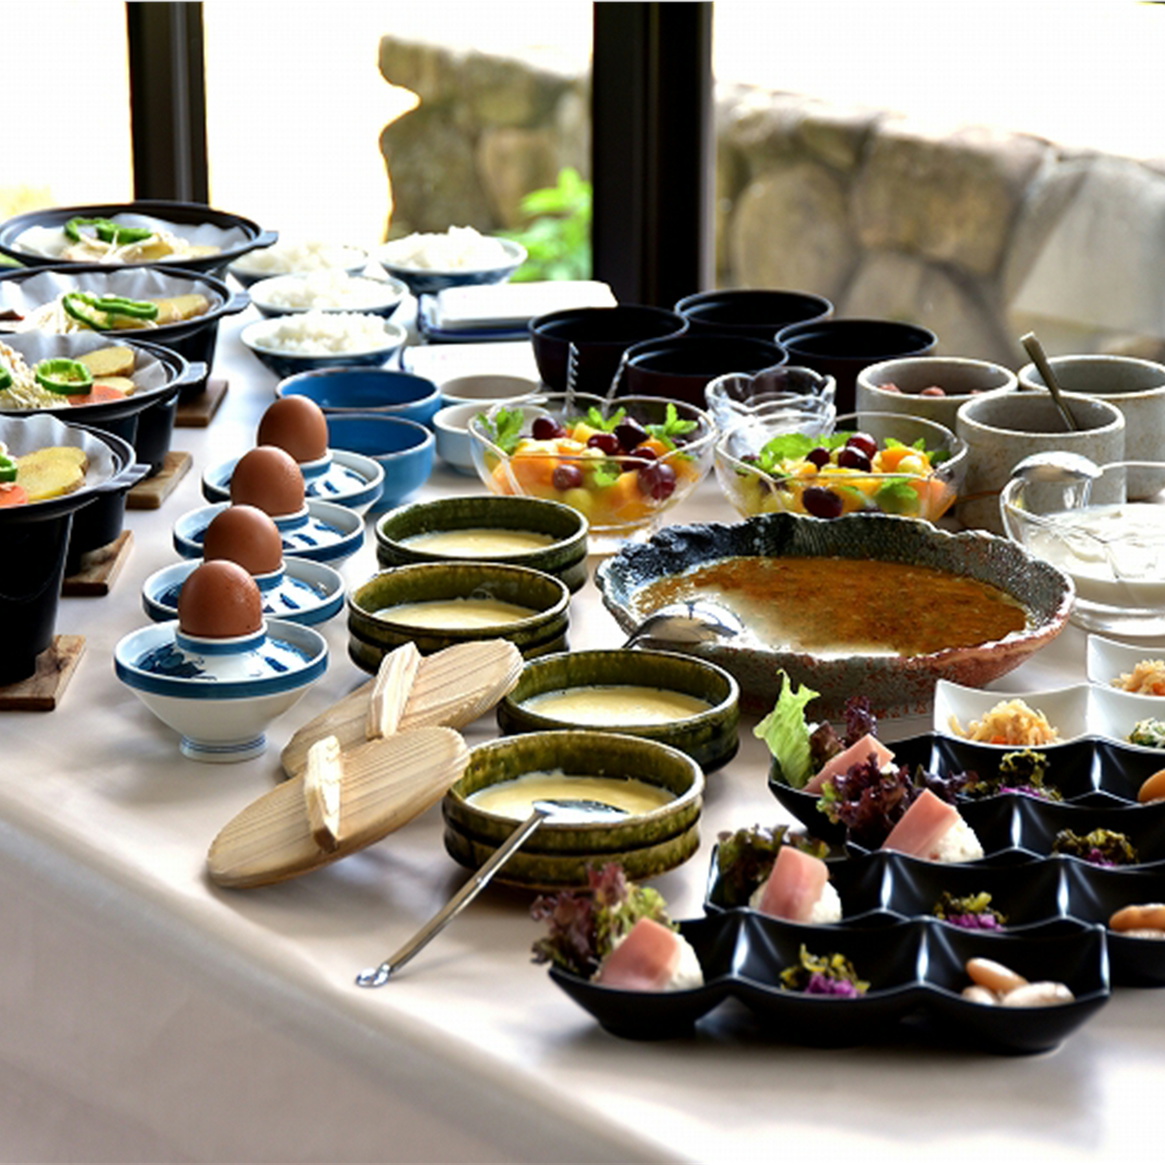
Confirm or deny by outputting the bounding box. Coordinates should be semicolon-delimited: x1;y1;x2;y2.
881;789;959;858
755;845;830;922
594;918;683;991
804;733;896;794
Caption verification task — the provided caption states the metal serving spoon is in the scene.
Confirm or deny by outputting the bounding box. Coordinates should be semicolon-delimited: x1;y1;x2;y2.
622;599;744;648
1021;331;1079;433
355;798;630;987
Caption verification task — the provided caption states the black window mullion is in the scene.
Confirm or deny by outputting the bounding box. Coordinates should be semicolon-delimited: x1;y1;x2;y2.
126;1;209;203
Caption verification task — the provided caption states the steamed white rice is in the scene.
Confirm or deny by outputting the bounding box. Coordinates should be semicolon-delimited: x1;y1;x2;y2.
933;815;985;864
249;311;394;355
380;226;512;271
257;272;396;312
236;240;366;276
749;876;843;923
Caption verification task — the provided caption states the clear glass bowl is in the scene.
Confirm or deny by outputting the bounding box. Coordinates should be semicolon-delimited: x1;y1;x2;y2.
715;409;965;521
703;365;835;431
1001;460;1165;634
468;393;716;551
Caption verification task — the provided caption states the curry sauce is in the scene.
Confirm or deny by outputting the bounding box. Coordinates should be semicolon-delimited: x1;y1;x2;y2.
631;556;1028;657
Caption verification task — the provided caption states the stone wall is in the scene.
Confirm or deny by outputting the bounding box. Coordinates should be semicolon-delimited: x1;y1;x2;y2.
378;40;1165;367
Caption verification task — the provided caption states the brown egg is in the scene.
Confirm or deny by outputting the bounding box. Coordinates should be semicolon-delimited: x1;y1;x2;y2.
202;504;284;575
177;560;264;638
257;396;329;463
229;445;305;516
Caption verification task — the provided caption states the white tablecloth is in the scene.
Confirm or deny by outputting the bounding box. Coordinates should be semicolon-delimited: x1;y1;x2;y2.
2;309;1162;1163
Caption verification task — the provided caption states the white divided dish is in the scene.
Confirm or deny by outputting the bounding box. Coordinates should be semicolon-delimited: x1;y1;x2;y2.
935;672;1165;752
1085;634;1165;690
932;679;1092;745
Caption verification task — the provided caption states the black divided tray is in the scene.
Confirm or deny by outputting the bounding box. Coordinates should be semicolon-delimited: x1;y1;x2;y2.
768;731;1165;848
548;913;1110;1054
705;849;1165;987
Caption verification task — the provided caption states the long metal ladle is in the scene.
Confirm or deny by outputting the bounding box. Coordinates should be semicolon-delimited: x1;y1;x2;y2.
355;798;629;987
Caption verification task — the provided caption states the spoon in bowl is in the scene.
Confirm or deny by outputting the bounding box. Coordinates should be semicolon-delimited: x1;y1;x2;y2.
355;797;630;987
1020;332;1079;433
622;599;743;648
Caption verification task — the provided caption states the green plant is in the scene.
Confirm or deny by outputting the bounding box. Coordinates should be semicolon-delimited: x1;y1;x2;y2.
503;167;592;282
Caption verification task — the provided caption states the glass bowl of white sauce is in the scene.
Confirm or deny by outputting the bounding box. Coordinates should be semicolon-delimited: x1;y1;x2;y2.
1002;460;1165;634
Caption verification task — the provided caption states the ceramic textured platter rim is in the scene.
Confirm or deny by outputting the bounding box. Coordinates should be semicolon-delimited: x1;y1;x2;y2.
595;511;1074;717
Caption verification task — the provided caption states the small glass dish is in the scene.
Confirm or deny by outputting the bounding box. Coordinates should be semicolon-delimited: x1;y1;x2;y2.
715;410;965;522
703;364;835;431
1001;460;1165;635
468;392;716;553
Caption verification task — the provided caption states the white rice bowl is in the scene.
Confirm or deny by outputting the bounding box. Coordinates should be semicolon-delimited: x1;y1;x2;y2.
246;311;402;356
233;240;367;278
379;226;514;272
253;271;400;313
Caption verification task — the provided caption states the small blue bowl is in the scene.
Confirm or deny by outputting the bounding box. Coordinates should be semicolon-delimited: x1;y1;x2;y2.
276;367;442;427
375;237;526;297
325;413;435;510
240;315;407;380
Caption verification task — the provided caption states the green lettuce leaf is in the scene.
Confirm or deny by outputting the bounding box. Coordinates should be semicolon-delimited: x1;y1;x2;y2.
753;671;819;788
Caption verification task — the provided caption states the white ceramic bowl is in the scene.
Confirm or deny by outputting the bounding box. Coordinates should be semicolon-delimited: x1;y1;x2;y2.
439;373;539;408
432;402;481;474
114;619;328;762
248;271;406;320
1086;635;1165;693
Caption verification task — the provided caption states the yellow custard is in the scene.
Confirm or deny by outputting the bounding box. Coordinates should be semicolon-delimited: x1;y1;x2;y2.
375;596;538;629
401;528;557;557
467;771;674;822
523;685;712;726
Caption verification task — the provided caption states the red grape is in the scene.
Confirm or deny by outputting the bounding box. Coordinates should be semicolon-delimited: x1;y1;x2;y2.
806;446;831;468
532;416;566;441
613;419;649;452
587;432;622;456
552;464;583;491
846;432;877;459
629;443;658;461
637;461;677;501
837;446;871;472
802;486;844;518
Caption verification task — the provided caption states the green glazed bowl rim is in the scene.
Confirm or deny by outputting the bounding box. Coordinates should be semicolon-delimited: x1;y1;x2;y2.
446;728;704;837
500;648;740;732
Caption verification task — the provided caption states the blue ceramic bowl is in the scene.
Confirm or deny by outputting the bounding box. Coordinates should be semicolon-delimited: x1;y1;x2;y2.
375;237;526;297
324;413;435;509
240;315;407;380
276;367;442;427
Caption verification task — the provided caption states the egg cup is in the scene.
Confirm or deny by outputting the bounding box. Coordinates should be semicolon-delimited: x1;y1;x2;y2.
201;448;384;515
142;556;345;626
173;500;365;567
114;618;328;762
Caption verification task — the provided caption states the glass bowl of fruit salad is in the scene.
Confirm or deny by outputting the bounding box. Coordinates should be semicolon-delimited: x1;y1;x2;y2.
714;409;966;522
468;393;717;551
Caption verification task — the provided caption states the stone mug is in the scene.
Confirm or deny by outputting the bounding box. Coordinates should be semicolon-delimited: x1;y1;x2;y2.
955;391;1125;534
1017;355;1165;499
856;356;1017;431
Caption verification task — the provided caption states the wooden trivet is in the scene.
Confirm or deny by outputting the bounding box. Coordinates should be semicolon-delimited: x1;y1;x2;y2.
0;635;85;711
61;530;134;596
127;450;192;510
175;378;228;427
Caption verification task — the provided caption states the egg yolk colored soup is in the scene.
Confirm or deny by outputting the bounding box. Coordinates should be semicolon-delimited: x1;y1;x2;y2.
630;556;1028;656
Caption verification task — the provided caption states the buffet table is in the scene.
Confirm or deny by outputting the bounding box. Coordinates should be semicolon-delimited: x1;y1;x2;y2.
2;308;1161;1164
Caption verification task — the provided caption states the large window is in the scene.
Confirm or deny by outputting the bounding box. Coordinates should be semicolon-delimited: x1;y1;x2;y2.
2;1;133;220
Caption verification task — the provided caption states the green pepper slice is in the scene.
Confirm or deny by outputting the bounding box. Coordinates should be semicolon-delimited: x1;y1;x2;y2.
62;291;158;331
34;358;94;396
0;363;12;391
64;216;154;246
0;454;16;483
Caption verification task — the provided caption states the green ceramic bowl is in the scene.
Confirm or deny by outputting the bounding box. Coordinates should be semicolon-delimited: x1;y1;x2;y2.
497;649;740;771
443;817;701;890
443;729;703;860
347;561;571;673
374;494;589;593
